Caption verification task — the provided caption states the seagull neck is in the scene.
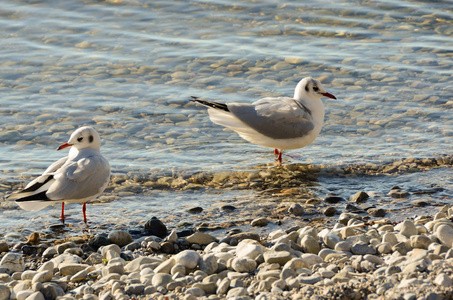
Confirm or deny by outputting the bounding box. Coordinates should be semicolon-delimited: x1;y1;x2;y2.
297;97;325;123
68;147;100;160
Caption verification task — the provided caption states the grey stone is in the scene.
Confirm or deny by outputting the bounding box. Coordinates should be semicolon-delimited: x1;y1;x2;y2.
174;250;200;269
263;251;292;265
288;204;304;216
199;254;218;275
56;242;77;254
0;253;25;272
32;270;53;284
186;232;218;246
24;292;45;300
434;273;452;287
436;224;453;248
108;230;133;247
231;257;256;273
152;273;172;288
0;284;10;300
323;233;343;249
399;220;418;238
125;284;145;295
300;235;320;254
351;243;376;255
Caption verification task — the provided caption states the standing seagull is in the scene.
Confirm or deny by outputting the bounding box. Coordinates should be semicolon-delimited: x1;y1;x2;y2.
191;77;337;164
7;126;110;224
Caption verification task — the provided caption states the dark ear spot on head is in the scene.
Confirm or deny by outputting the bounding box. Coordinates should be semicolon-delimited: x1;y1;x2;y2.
305;83;309;92
89;135;94;143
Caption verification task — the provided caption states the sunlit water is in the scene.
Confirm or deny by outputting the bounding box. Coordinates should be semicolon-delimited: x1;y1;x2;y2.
0;0;452;236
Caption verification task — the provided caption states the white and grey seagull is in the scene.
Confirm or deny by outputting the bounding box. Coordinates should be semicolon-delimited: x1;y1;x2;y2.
7;126;111;224
191;77;337;164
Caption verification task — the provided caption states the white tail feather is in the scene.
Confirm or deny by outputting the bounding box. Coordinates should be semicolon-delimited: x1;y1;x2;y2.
15;201;55;211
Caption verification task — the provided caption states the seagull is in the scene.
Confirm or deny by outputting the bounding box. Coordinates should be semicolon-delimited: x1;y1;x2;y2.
7;126;111;224
191;77;337;164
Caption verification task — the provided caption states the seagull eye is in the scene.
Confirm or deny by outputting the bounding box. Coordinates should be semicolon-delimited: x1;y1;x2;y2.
77;137;83;142
313;86;319;92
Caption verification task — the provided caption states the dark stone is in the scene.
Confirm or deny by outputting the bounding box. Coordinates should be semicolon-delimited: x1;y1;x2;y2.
221;205;236;212
350;191;369;203
187;207;203;214
226;228;242;236
41;284;58;300
412;200;430;207
177;229;195;237
324;196;345;203
160;242;174;254
88;234;111;251
120;251;134;261
80;243;95;253
144;217;168;238
367;208;386;218
324;206;337;217
123;242;141;251
286;226;300;233
21;245;38;256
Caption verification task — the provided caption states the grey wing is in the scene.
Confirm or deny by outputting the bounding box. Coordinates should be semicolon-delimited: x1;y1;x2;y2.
47;156;110;200
227;97;314;139
7;156;68;200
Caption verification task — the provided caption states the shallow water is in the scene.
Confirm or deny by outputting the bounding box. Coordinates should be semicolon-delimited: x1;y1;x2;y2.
0;0;452;235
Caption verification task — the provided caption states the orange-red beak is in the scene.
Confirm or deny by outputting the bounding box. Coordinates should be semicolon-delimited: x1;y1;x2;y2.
57;143;73;151
322;92;337;100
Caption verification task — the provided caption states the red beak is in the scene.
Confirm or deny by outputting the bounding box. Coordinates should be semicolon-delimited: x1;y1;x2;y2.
57;143;72;151
321;92;337;100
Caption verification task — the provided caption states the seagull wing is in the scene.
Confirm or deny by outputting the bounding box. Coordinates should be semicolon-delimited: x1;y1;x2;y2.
227;97;314;139
7;156;67;201
47;155;110;201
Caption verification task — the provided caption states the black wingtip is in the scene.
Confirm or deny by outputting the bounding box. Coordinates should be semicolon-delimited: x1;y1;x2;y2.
190;97;230;112
15;191;50;202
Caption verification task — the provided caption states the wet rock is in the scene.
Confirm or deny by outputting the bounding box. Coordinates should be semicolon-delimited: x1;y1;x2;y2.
324;196;345;204
288;204;304;216
251;217;270;227
367;208;386;218
350;191;369;203
187;207;203;214
324;207;337;217
388;188;410;198
145;217;168;238
0;242;8;253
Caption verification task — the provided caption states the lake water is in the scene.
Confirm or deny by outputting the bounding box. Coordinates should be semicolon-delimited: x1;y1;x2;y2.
0;0;452;237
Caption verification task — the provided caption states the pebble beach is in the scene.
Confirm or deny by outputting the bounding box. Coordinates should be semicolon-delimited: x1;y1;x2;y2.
0;0;452;299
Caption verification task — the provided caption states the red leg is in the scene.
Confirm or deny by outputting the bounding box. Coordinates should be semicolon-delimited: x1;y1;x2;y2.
82;202;87;224
274;149;279;156
60;202;65;223
277;150;282;165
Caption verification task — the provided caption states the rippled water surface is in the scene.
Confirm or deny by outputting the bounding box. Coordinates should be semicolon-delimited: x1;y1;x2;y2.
0;0;452;235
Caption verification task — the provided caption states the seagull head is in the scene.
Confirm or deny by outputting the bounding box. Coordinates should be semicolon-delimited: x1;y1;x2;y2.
295;77;337;101
57;126;101;151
